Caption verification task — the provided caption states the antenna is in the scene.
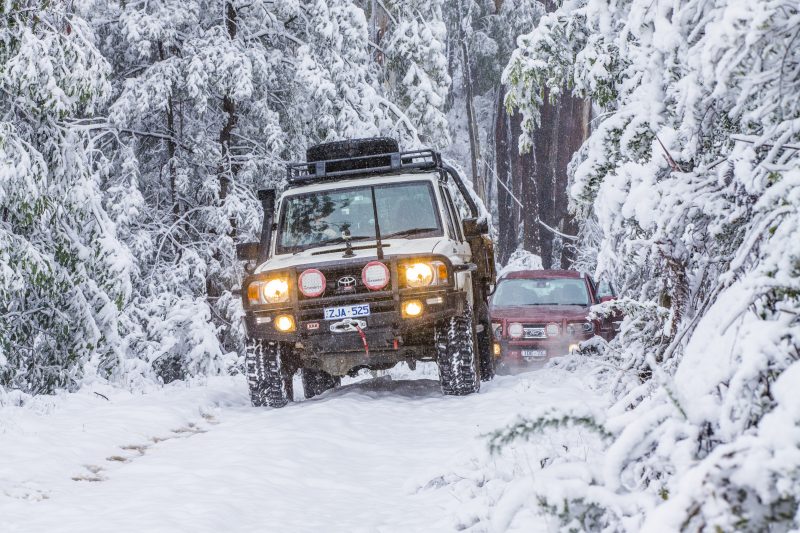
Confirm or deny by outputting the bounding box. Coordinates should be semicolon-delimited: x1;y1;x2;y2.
370;187;384;260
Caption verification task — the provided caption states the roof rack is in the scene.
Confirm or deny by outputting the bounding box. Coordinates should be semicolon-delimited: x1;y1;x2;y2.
286;149;441;185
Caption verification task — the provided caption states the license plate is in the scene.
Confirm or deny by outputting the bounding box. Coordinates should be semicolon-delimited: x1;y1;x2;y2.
323;304;371;320
522;349;547;359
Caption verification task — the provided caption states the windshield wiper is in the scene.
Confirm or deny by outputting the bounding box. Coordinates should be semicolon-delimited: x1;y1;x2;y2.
382;227;439;239
322;235;371;246
292;236;371;255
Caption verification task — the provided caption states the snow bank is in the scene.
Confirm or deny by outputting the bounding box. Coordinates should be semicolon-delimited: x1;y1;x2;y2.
498;249;544;278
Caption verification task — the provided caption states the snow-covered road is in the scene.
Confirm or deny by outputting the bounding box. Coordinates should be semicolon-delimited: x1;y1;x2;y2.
1;365;599;532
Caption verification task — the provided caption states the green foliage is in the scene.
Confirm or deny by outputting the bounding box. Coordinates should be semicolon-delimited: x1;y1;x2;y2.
488;411;613;454
1;4;125;394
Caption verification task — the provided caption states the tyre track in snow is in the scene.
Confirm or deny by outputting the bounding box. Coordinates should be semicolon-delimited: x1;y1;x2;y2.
1;366;598;532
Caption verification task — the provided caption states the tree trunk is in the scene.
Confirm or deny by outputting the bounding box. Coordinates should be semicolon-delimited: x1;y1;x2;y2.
531;86;558;267
489;0;591;269
219;1;238;203
529;88;589;268
494;88;516;265
462;41;484;203
458;0;486;205
511;102;540;257
158;41;179;220
493;86;588;268
166;97;178;219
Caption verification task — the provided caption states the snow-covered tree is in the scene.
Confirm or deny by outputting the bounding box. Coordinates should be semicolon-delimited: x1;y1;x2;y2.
293;0;391;142
495;0;800;529
379;0;451;148
0;2;131;393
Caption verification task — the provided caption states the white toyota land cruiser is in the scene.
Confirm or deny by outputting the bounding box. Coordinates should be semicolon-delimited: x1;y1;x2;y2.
236;138;496;407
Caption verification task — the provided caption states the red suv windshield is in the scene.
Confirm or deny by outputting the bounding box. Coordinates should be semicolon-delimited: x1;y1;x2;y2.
492;278;590;307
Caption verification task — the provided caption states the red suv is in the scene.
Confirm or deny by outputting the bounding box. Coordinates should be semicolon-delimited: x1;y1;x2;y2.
490;270;617;366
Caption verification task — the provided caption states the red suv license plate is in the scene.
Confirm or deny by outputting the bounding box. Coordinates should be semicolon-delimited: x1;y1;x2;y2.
522;349;547;359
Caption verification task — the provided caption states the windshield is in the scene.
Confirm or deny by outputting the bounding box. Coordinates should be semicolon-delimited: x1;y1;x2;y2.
492;278;590;307
276;181;442;254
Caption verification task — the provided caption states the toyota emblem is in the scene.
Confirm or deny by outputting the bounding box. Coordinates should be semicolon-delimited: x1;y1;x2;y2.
337;275;357;291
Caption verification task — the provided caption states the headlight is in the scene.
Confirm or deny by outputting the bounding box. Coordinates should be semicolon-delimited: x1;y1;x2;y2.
508;322;523;339
568;322;594;336
263;278;290;303
247;276;290;305
405;263;433;287
403;261;448;288
545;323;559;337
491;322;502;338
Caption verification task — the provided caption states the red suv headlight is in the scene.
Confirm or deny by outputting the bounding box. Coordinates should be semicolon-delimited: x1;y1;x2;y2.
508;322;523;339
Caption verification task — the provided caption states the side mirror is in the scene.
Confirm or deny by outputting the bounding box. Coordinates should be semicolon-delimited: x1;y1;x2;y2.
600;295;616;303
236;242;260;262
462;217;488;237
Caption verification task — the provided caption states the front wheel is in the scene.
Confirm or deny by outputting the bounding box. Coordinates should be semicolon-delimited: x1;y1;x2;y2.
245;339;294;408
475;303;495;382
435;307;481;396
302;368;341;399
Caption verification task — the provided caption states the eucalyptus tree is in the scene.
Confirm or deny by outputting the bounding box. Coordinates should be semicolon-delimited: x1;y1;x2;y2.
0;1;131;393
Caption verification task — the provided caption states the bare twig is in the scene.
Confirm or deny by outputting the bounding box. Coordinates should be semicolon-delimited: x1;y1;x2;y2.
654;134;684;172
731;134;800;152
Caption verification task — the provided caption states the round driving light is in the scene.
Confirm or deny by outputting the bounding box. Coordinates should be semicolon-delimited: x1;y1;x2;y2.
402;300;424;318
545;323;560;337
582;322;594;333
263;278;289;303
405;263;434;287
298;269;326;297
508;322;523;339
275;314;295;332
362;261;390;291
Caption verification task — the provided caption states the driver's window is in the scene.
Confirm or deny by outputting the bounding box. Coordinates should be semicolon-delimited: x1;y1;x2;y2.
439;186;458;240
596;280;616;299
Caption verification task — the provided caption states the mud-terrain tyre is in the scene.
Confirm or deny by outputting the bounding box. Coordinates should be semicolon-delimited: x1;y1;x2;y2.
435;307;481;396
475;303;495;382
302;369;341;399
245;339;294;408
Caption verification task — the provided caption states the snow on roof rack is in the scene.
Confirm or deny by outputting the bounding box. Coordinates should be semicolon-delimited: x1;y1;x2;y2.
286;149;441;185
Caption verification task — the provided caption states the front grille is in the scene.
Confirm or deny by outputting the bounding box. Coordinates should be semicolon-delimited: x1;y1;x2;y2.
522;325;546;339
297;263;384;301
